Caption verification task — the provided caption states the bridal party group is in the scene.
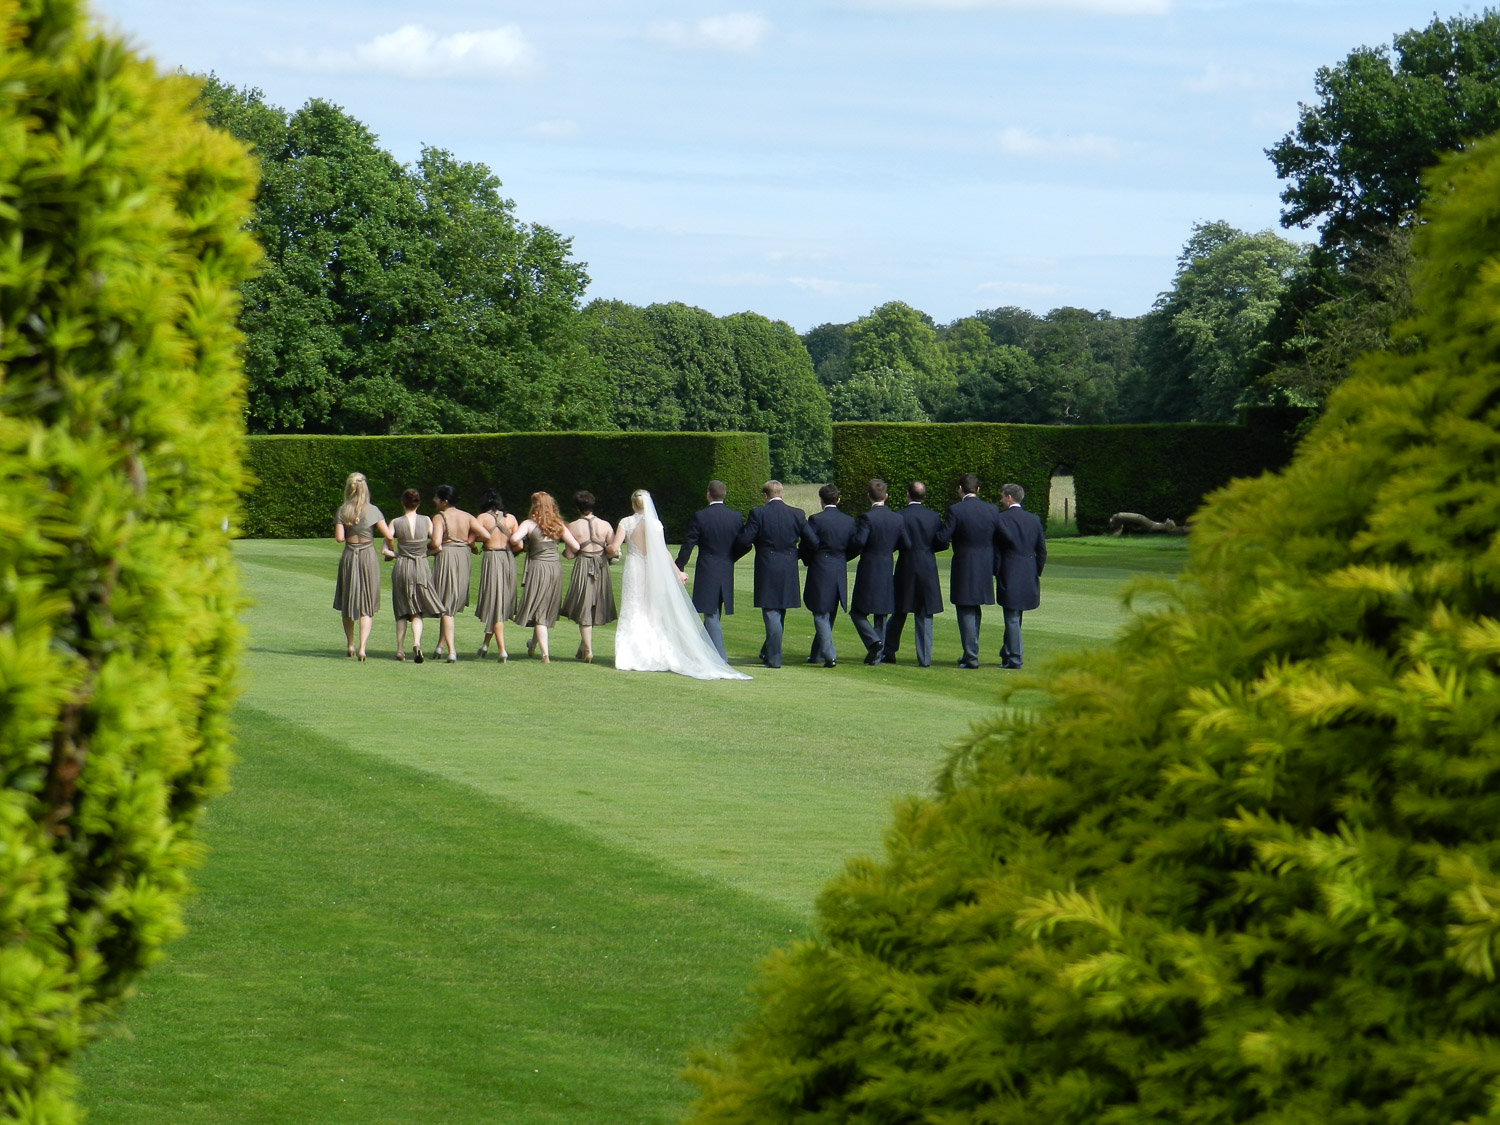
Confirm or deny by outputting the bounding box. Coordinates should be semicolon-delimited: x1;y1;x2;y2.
330;470;1046;672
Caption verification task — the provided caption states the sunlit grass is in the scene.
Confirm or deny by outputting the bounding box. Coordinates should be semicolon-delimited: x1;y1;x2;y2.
79;535;1187;1124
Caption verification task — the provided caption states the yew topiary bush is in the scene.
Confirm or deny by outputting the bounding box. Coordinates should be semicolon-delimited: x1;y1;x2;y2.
687;134;1500;1123
0;1;258;1119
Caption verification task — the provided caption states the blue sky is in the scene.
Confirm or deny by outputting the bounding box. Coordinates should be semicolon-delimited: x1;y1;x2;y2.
93;0;1479;331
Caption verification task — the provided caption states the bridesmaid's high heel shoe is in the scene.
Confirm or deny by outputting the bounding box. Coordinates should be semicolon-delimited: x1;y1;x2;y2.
395;650;405;662
576;645;592;664
413;647;424;664
497;651;508;664
356;651;367;662
477;641;489;660
346;644;356;658
526;639;537;659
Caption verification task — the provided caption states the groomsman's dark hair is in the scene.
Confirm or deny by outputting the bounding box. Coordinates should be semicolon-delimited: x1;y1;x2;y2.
908;481;927;501
434;483;457;504
958;473;980;495
763;480;783;499
1001;482;1025;503
707;480;728;501
819;483;840;505
574;490;595;514
868;478;888;502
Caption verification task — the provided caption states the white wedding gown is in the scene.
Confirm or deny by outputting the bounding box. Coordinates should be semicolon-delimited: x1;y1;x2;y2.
614;495;750;681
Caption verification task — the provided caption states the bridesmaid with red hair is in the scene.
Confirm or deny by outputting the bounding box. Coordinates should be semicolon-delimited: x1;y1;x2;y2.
509;491;581;663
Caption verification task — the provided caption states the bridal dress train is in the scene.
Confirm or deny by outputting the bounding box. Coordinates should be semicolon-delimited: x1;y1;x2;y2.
614;494;750;681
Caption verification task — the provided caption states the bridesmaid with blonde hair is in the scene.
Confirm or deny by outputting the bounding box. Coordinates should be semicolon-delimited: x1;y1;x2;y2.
561;490;617;663
472;488;519;661
509;491;581;663
429;484;477;664
332;472;395;661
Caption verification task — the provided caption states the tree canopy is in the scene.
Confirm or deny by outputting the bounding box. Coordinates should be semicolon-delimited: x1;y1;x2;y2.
1268;10;1500;249
580;300;831;480
199;76;597;435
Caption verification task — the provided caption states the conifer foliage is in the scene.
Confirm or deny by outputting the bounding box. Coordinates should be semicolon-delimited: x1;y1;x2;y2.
0;1;257;1118
687;132;1500;1123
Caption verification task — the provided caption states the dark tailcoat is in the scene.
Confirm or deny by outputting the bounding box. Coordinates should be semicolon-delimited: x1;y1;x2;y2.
995;503;1047;611
800;507;857;614
850;504;909;615
894;501;945;614
676;502;745;615
936;494;1001;606
734;499;816;610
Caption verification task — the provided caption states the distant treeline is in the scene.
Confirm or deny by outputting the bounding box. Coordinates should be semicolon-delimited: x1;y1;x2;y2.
200;10;1500;478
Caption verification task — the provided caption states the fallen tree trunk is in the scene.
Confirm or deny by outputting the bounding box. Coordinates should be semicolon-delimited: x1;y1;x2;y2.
1108;512;1187;536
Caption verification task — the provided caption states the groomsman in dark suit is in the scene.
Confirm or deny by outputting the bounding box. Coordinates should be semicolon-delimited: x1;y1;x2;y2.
995;482;1047;669
886;480;945;667
935;473;1001;669
675;479;744;660
849;478;908;664
799;483;856;667
734;479;817;668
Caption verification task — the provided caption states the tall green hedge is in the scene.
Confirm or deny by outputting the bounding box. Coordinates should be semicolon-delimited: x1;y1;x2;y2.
243;431;770;539
685;133;1500;1124
832;417;1297;531
0;4;259;1120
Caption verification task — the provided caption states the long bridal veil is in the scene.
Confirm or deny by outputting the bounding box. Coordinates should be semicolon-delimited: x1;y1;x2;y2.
618;492;750;681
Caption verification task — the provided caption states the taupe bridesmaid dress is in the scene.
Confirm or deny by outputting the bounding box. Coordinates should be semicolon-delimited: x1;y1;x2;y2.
512;528;562;627
333;503;384;617
561;515;617;626
391;512;442;620
430;510;472;614
474;526;517;629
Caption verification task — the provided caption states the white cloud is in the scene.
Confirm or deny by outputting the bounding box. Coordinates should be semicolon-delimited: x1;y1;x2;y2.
850;0;1169;13
270;24;536;79
997;127;1121;160
788;277;879;296
649;12;771;52
526;119;579;139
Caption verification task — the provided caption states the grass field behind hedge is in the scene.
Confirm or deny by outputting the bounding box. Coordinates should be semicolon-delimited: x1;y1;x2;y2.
78;535;1187;1124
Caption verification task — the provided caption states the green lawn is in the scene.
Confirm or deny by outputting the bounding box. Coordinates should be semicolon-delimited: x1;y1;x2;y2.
78;535;1187;1124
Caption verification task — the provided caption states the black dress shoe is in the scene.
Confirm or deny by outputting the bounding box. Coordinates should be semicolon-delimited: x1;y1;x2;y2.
823;659;837;668
957;660;979;669
863;649;881;665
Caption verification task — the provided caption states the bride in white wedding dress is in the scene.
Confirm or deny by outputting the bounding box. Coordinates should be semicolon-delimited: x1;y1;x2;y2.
607;490;751;680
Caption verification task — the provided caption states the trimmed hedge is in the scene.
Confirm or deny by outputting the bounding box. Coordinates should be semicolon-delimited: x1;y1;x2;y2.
243;431;770;540
832;417;1298;532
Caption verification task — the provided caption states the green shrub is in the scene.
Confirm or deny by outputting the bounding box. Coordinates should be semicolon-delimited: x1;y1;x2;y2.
686;134;1500;1124
0;4;258;1120
832;418;1295;531
243;431;769;540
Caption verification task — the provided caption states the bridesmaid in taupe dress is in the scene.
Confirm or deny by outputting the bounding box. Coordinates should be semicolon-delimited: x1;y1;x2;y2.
472;488;519;662
509;491;582;664
561;490;617;663
332;472;395;661
390;488;443;662
429;484;477;664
